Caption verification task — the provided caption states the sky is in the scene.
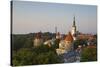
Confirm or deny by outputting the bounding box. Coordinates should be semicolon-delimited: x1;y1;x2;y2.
12;1;97;34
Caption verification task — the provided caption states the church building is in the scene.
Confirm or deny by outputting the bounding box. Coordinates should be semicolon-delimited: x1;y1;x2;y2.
71;16;77;41
56;16;77;55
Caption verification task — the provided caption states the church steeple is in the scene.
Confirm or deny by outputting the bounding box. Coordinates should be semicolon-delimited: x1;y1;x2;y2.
71;16;77;40
73;16;76;27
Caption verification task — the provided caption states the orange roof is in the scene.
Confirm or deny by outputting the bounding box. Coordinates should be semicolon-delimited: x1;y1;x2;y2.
65;32;73;42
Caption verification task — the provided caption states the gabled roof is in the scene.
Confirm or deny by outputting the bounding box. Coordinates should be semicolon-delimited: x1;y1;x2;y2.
65;32;73;42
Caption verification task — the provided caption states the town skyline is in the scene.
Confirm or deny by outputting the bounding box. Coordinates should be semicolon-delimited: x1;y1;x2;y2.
12;1;97;34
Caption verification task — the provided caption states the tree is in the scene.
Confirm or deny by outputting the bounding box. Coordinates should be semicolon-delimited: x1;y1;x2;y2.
51;39;60;49
23;38;33;48
80;47;97;62
12;45;62;66
12;35;27;50
12;48;35;66
74;39;87;49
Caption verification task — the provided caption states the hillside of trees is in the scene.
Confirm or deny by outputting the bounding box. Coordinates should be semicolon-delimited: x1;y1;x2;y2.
11;32;62;66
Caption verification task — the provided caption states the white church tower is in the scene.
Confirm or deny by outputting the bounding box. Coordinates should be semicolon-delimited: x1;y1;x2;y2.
71;16;77;40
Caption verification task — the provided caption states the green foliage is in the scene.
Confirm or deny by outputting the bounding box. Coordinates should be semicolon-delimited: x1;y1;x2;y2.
74;39;87;49
12;34;33;50
12;35;27;50
12;48;34;65
12;45;62;66
23;38;33;48
80;47;97;62
54;39;60;48
12;34;62;66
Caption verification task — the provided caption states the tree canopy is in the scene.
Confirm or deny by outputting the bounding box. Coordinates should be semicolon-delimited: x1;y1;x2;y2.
80;47;97;62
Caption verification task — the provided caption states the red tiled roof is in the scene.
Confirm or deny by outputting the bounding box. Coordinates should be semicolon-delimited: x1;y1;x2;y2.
65;32;73;42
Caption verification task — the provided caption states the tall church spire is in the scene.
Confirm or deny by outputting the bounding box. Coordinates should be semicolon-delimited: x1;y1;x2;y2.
71;16;77;40
73;16;76;27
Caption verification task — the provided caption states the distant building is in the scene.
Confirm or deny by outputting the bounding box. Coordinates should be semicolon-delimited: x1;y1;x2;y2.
77;33;94;40
44;38;56;47
43;32;61;47
33;32;43;47
56;32;61;39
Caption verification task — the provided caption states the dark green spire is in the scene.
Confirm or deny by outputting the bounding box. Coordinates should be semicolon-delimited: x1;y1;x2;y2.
73;16;76;27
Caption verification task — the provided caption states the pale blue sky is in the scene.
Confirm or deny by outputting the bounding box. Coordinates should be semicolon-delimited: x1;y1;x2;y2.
12;1;97;34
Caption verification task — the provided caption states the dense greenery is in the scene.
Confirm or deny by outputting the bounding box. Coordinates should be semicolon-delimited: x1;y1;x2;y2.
80;47;97;62
12;45;62;66
73;39;87;49
12;33;62;66
12;34;33;50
